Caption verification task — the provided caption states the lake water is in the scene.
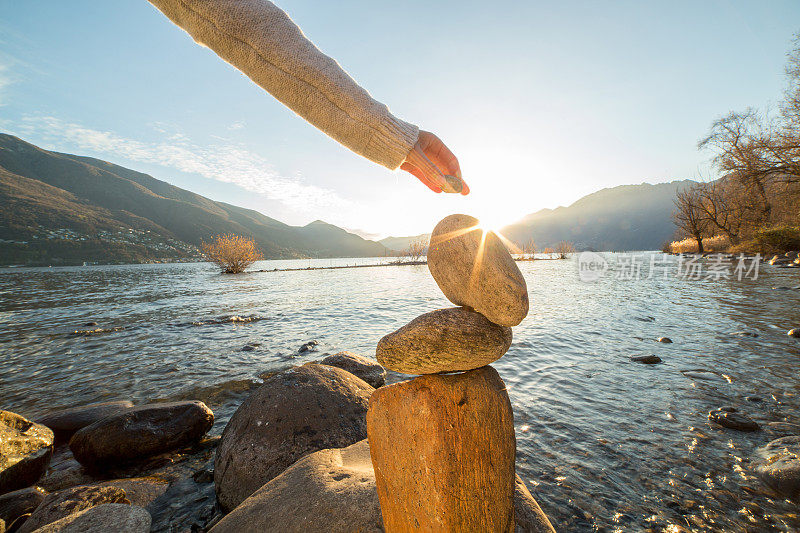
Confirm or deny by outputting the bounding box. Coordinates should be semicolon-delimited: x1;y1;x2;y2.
2;254;800;531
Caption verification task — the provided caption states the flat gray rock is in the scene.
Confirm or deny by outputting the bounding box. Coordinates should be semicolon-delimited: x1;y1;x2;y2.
214;364;373;511
320;351;386;388
428;214;529;327
17;485;128;533
514;475;556;533
210;440;381;533
69;401;214;469
754;436;800;500
28;504;150;533
376;307;512;374
38;401;134;443
0;411;54;495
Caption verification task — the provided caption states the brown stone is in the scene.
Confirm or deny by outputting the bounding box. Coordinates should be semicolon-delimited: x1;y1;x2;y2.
96;477;168;508
214;364;373;511
16;485;128;533
428;214;529;327
367;366;516;532
38;401;134;443
0;411;54;495
69;401;214;469
754;436;800;500
210;440;381;533
514;475;556;532
376;307;512;374
320;351;387;388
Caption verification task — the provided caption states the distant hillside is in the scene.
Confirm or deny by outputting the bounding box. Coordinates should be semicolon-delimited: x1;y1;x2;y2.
379;233;430;252
0;134;391;266
500;180;697;251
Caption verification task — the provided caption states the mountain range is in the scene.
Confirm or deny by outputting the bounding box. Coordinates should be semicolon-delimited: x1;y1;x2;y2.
0;133;694;266
0;134;389;265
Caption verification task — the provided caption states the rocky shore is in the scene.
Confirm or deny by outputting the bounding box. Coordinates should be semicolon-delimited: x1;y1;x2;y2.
3;219;800;532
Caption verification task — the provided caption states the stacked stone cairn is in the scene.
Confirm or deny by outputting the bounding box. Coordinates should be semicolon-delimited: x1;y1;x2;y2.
368;214;530;531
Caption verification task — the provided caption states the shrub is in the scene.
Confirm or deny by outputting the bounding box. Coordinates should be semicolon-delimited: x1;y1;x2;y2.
754;226;800;253
669;235;729;253
201;234;263;274
554;241;576;259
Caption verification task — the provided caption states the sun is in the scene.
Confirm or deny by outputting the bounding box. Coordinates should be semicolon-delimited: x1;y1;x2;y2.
476;210;511;233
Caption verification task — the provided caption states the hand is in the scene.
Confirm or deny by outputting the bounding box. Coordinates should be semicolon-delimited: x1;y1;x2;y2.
401;131;469;195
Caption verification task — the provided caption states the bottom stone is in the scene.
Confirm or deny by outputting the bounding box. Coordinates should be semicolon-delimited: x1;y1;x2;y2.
367;366;516;532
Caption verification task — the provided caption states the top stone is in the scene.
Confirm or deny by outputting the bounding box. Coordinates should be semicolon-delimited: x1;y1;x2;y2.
428;214;529;327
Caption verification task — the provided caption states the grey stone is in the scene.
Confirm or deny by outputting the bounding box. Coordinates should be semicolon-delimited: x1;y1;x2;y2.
27;504;149;533
630;355;662;364
376;307;512;374
0;411;54;495
428;214;529;327
17;485;128;533
0;487;47;526
214;364;373;511
754;436;800;500
69;402;213;469
320;351;386;388
514;475;556;533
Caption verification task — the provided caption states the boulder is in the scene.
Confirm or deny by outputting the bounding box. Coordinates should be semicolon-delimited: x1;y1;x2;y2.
656;337;673;343
38;401;134;443
210;440;381;533
376;307;512;374
0;411;54;495
320;351;386;388
708;408;759;432
0;487;47;527
427;214;529;327
514;475;556;533
17;485;128;533
69;401;214;469
214;364;373;511
96;477;168;508
630;355;662;364
754;436;800;500
26;504;150;533
367;366;516;531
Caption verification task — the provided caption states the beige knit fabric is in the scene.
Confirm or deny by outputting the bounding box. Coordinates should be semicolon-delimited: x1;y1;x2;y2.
147;0;419;170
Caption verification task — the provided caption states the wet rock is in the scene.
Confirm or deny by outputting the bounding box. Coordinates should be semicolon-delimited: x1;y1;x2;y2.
38;401;134;443
240;342;260;352
367;366;516;531
0;411;54;495
298;340;319;353
96;477;168;508
630;355;662;364
754;436;800;500
192;469;213;484
69;401;214;469
789;329;800;338
82;322;98;327
656;337;673;343
214;364;373;511
514;475;556;533
428;214;529;327
0;487;47;527
16;485;128;533
745;396;762;402
27;504;150;533
210;440;381;533
376;307;512;374
708;408;760;432
319;351;386;388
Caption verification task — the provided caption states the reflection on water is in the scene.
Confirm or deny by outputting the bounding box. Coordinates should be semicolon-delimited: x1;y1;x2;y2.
2;254;800;531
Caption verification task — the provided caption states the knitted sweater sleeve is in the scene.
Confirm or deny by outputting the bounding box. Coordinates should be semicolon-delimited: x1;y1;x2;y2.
147;0;419;170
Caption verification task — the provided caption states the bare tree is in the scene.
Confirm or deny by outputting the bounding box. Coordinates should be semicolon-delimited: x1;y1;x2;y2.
404;238;427;263
554;241;576;259
673;184;709;252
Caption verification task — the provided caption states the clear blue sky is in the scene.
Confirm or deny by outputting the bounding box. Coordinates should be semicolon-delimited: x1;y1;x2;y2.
1;1;798;237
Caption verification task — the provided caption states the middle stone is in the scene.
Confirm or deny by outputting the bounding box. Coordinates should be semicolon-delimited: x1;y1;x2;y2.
376;307;512;374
